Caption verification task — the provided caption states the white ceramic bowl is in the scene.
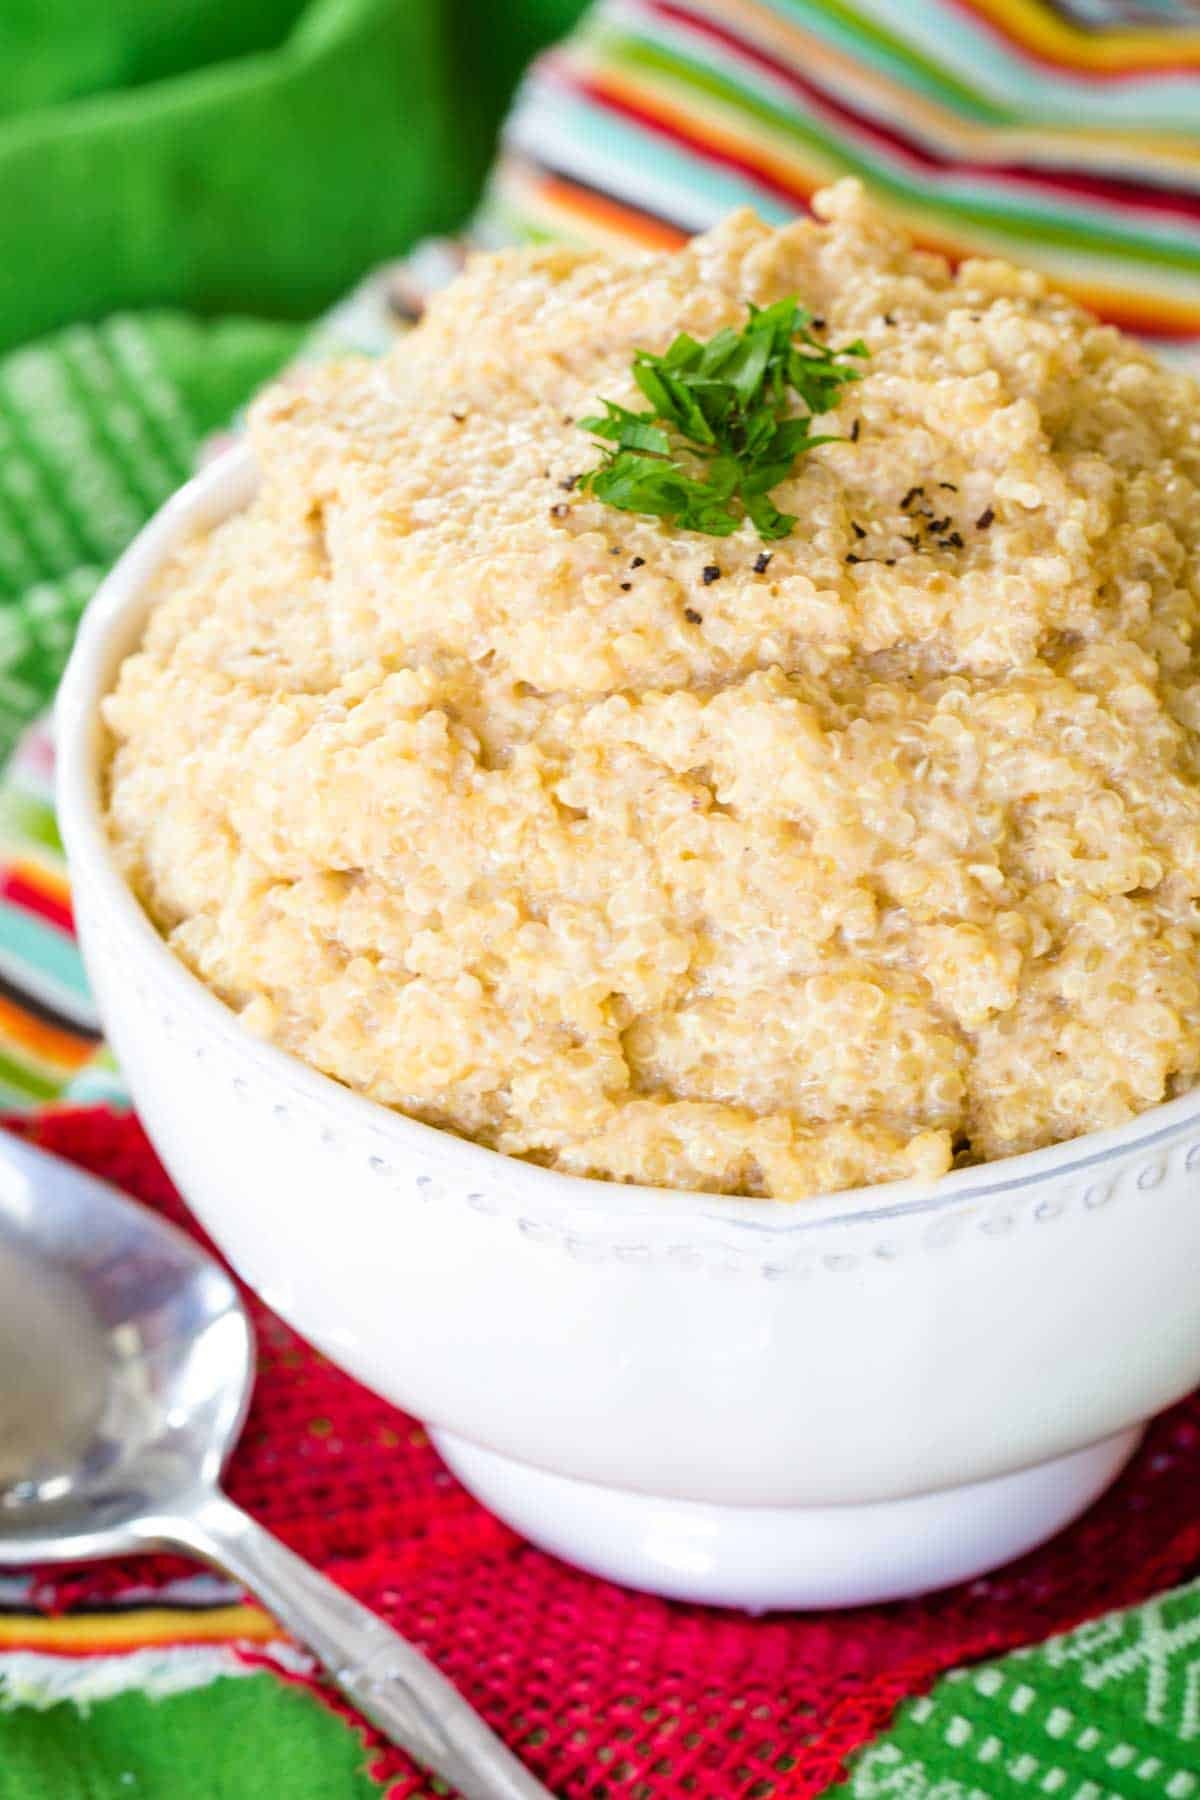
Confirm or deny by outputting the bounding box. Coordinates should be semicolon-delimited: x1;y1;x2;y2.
55;448;1200;1610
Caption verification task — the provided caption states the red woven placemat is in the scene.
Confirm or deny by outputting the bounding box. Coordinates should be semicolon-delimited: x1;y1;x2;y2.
17;1106;1200;1798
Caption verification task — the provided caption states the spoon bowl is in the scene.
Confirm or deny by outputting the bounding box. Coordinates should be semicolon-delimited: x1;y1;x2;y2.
0;1132;550;1800
0;1131;251;1563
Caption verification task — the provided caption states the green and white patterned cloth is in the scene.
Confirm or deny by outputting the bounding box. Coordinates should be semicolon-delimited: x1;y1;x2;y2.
841;1584;1200;1800
0;313;302;762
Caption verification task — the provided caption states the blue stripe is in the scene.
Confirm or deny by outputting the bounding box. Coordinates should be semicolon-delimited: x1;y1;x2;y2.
0;917;96;1022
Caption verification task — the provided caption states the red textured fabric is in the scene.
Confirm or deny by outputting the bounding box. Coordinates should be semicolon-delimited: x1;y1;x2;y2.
16;1106;1200;1799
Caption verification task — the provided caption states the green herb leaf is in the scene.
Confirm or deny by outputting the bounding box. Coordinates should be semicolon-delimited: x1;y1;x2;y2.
578;298;867;542
744;492;796;540
578;402;672;456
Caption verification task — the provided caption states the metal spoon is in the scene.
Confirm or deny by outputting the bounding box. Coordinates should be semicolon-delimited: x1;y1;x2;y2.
0;1131;553;1800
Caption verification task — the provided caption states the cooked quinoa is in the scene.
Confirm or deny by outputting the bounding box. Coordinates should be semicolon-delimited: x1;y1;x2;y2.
104;182;1200;1199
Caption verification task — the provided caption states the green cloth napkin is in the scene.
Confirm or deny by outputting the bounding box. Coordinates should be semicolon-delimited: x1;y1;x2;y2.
0;1674;380;1800
0;0;586;355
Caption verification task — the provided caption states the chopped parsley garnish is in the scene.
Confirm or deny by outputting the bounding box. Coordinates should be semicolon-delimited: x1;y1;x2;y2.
577;298;867;542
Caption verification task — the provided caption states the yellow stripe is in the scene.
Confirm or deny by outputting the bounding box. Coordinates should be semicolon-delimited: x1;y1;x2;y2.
0;1605;280;1652
963;0;1200;71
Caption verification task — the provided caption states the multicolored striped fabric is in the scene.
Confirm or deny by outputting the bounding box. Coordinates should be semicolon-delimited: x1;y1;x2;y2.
0;722;128;1109
476;0;1200;346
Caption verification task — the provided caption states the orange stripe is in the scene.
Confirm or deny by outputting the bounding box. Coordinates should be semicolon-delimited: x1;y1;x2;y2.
0;1605;281;1653
535;170;687;247
0;993;96;1070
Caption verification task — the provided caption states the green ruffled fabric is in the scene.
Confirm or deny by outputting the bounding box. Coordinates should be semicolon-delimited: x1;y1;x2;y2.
0;0;586;354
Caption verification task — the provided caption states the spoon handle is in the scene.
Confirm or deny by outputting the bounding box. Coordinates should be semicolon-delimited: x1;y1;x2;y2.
151;1489;554;1800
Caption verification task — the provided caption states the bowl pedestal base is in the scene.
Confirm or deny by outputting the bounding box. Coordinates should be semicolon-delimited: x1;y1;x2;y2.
432;1425;1142;1610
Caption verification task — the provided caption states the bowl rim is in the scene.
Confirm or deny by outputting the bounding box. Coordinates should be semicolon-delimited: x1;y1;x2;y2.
54;443;1200;1236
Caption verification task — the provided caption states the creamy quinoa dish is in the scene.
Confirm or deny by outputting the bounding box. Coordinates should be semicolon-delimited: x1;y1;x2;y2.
103;182;1200;1200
